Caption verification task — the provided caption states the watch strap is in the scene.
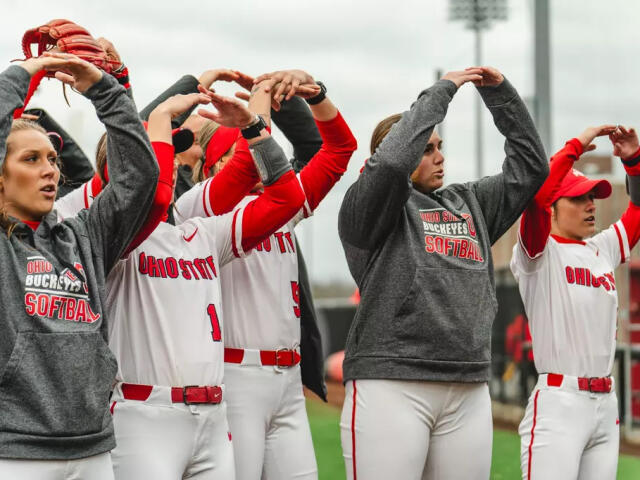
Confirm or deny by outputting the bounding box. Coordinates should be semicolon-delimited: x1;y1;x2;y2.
305;81;327;105
241;115;267;140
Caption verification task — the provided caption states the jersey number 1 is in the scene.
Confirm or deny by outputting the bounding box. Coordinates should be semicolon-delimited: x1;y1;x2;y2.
207;304;222;342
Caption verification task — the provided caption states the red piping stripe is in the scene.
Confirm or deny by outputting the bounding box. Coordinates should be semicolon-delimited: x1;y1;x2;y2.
527;390;540;479
614;223;625;263
550;234;586;245
351;380;357;480
203;179;212;217
231;210;240;258
110;401;116;415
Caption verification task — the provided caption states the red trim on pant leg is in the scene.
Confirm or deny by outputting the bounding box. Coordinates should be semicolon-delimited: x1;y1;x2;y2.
351;380;357;480
527;390;540;479
110;401;116;415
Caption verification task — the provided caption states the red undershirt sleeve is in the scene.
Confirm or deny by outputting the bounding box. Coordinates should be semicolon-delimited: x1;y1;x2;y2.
619;203;640;251
298;111;357;213
620;150;640;249
238;171;305;253
519;138;583;258
123;141;175;256
205;137;260;215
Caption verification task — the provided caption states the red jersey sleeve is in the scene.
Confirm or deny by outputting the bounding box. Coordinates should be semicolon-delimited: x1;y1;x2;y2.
620;149;640;249
618;204;640;252
123;141;174;256
298;111;357;214
519;138;583;258
236;171;305;254
204;137;260;216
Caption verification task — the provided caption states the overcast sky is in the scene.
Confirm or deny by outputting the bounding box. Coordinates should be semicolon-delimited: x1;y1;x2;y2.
2;1;637;286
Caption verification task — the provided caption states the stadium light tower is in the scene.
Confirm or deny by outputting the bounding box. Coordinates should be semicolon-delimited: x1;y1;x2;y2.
449;0;508;179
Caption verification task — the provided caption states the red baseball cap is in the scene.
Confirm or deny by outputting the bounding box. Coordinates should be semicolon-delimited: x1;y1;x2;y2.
552;168;612;203
141;121;194;154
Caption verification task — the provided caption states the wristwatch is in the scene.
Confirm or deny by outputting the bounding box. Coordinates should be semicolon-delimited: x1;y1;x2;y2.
241;115;267;140
305;81;327;105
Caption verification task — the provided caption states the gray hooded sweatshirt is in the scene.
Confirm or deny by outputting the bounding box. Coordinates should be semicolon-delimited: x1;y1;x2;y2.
338;78;547;383
0;65;158;459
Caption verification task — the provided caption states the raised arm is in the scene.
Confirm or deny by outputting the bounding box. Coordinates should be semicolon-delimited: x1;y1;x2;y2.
468;67;548;244
45;52;160;273
96;37;134;103
0;65;37;163
123;92;211;255
197;89;305;259
139;69;239;128
246;69;358;214
518;126;615;258
175;78;320;220
611;126;640;249
338;70;480;250
234;70;323;170
298;90;357;213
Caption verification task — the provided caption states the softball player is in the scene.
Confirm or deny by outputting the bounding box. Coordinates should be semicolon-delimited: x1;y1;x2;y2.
175;68;357;480
0;53;158;479
108;85;306;479
511;125;640;479
337;67;548;480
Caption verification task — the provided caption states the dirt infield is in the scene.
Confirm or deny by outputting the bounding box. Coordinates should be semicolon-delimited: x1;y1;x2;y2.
305;380;640;457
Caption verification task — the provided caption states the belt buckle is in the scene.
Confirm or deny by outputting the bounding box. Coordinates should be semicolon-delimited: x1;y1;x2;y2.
588;377;610;393
182;385;199;405
275;348;294;370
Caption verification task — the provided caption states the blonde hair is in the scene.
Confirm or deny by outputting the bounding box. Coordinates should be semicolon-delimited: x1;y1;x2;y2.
370;113;402;155
1;119;51;236
192;120;235;183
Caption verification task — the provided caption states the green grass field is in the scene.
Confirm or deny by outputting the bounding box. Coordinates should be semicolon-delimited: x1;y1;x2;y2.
306;400;640;479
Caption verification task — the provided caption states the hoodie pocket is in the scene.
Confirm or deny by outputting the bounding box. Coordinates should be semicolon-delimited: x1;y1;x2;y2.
392;266;498;362
0;331;117;437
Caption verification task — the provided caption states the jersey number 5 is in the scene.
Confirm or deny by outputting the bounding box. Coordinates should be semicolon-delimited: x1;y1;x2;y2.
207;304;222;342
290;281;301;318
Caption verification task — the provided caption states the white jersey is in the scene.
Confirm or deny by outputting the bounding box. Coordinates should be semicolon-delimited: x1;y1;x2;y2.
105;211;248;387
175;177;311;350
510;221;629;377
54;180;96;221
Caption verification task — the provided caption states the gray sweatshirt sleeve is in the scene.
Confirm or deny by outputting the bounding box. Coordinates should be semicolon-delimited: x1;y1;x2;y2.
469;78;548;244
0;65;32;168
139;75;200;128
83;73;159;273
338;79;458;250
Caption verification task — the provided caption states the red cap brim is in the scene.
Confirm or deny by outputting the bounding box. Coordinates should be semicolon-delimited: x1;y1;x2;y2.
556;178;612;202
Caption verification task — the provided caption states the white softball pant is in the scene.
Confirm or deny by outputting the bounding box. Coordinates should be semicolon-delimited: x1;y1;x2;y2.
223;363;317;480
109;385;235;480
519;374;619;480
0;452;114;479
340;379;492;480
